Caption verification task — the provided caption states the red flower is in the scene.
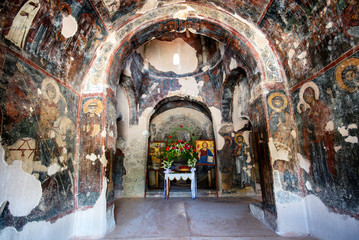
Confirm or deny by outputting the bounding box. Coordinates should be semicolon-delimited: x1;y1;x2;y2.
174;142;177;145
166;146;170;151
192;133;195;136
193;149;196;152
168;135;172;138
180;125;183;128
190;145;193;149
172;146;175;150
180;148;183;151
165;157;168;161
186;147;189;150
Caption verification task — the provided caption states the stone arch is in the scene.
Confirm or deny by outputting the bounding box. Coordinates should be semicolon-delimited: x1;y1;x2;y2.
82;2;289;216
82;3;287;94
221;67;247;123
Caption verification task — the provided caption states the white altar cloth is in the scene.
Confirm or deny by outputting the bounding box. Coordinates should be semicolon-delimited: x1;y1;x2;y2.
163;168;196;199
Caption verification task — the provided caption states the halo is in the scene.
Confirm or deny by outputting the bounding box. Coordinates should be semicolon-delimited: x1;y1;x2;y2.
60;3;72;15
299;81;320;103
268;92;288;112
234;133;244;144
41;78;60;103
296;100;310;114
335;57;359;93
83;98;103;115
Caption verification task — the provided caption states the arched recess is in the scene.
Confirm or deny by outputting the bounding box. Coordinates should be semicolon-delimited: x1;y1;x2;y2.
218;67;259;195
146;96;217;195
79;2;294;231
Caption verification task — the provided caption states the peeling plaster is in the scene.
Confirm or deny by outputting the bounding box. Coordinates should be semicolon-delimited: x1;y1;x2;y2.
145;38;198;74
173;6;196;20
297;153;310;174
338;126;349;136
0;145;42;217
348;124;358;129
0;178;112;240
209;106;222;149
229;58;238;70
178;77;200;96
268;138;290;163
345;136;358;144
138;0;158;14
61;15;78;39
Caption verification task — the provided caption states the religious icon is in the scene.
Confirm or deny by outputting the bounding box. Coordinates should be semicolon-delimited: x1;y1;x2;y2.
148;141;166;169
79;98;103;197
297;82;336;190
267;91;295;153
5;0;41;49
335;57;359;93
234;133;252;188
195;140;215;164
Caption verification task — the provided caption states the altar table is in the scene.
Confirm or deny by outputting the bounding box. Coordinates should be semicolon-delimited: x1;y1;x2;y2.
163;168;196;199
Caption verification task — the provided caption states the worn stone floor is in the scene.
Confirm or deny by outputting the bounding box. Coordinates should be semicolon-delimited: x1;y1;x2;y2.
98;197;317;240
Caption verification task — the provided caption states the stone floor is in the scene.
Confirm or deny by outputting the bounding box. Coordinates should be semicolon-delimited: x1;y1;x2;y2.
99;197;317;240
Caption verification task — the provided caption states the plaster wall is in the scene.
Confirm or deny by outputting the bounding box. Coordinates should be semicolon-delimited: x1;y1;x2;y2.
305;195;359;240
0;145;42;217
144;38;198;74
274;193;359;240
0;174;112;240
116;86;130;143
120;108;154;197
150;107;213;141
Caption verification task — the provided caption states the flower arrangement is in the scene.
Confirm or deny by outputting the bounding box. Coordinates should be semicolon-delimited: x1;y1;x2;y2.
162;138;197;169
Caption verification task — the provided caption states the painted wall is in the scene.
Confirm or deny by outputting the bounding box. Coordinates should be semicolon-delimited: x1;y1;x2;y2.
1;0;358;239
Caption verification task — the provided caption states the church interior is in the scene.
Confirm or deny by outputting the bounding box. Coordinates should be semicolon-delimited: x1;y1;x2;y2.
0;0;358;239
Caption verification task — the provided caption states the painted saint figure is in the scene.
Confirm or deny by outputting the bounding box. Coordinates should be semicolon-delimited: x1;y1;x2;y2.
234;134;251;188
274;159;298;192
268;92;295;153
79;99;103;195
197;142;214;164
5;0;41;49
299;83;336;190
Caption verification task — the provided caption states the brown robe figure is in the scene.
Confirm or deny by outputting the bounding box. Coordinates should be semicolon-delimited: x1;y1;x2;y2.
79;99;102;193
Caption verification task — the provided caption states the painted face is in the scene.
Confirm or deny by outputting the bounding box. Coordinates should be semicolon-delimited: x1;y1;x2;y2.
272;97;284;109
45;84;56;100
303;88;315;105
88;103;98;114
275;160;285;172
202;142;208;148
343;69;358;90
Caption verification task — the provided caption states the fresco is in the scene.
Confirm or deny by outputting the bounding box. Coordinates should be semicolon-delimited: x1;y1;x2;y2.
90;0;270;27
218;127;255;192
90;0;146;29
292;52;359;215
266;90;300;195
78;97;104;206
260;0;359;87
2;0;107;90
0;52;78;230
194;0;271;23
108;18;258;91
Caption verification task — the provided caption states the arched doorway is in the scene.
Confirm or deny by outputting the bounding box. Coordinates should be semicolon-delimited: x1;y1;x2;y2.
82;2;292;231
146;97;217;196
